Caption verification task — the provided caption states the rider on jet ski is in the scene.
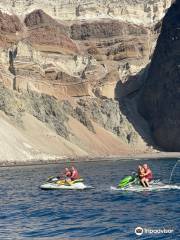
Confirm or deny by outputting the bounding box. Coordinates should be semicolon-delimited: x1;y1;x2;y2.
138;164;153;187
65;168;72;181
71;166;80;181
64;166;80;181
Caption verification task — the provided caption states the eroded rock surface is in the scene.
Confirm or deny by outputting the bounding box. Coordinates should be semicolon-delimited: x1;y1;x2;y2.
0;0;171;26
0;0;174;159
0;0;171;100
139;0;180;151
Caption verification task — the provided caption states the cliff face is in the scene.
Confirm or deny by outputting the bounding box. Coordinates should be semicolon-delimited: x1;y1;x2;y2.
0;5;169;100
0;0;174;160
0;0;171;26
139;0;180;151
0;83;149;162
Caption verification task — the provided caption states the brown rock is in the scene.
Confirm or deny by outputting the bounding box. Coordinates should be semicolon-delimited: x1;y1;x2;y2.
0;10;22;33
71;20;148;40
25;9;78;54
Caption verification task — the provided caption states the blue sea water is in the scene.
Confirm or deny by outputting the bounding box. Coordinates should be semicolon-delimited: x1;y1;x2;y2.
0;158;179;240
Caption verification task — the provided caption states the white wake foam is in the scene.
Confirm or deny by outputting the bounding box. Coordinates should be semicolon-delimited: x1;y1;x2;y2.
110;184;180;192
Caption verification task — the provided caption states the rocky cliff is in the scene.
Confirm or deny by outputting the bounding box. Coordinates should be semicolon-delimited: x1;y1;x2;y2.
0;83;150;162
0;0;173;161
139;0;180;151
0;5;169;100
0;0;171;26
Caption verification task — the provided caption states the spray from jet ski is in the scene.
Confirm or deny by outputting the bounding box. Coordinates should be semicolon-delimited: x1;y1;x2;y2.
169;160;180;184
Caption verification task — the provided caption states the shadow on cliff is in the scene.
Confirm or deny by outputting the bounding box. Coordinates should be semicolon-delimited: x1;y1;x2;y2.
114;64;157;148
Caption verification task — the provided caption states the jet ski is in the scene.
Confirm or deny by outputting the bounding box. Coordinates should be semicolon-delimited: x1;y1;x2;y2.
111;173;171;191
117;173;140;189
40;177;90;190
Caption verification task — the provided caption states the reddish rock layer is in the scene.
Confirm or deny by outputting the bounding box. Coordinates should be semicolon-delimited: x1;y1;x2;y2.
25;10;78;54
0;11;22;33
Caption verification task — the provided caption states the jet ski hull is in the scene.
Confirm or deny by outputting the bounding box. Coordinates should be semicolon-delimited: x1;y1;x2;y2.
40;178;90;190
40;182;87;190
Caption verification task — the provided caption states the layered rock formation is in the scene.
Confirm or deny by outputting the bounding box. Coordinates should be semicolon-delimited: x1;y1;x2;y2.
0;0;174;160
0;0;171;26
139;0;180;151
0;7;168;100
24;9;78;54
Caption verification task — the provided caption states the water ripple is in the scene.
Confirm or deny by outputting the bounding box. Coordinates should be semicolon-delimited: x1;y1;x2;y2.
0;159;179;239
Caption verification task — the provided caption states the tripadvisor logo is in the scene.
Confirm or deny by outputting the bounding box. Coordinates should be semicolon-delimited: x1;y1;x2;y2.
135;226;143;236
135;226;174;236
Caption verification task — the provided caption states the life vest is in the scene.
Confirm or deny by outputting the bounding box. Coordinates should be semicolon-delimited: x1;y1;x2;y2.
145;169;153;181
71;168;79;180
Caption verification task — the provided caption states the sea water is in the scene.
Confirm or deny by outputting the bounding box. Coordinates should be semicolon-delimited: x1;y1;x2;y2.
0;159;179;240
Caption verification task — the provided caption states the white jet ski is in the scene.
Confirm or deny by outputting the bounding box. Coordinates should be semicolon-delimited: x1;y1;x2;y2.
111;173;180;192
111;180;180;192
40;178;91;190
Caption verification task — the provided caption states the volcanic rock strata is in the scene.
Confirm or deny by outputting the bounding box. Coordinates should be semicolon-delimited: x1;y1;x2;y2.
0;0;174;160
0;0;171;26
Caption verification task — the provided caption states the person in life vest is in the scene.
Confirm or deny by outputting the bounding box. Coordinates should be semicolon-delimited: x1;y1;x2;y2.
138;164;153;187
64;167;72;181
70;166;80;181
143;164;153;185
